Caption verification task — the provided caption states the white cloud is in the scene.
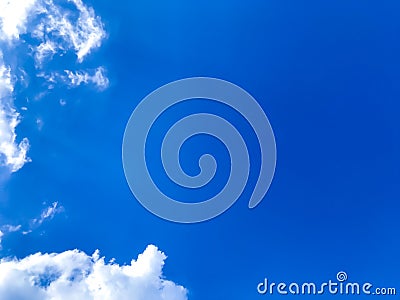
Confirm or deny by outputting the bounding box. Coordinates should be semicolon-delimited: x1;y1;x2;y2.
32;0;106;64
0;53;30;172
0;0;38;40
0;0;106;64
39;67;109;90
0;0;108;173
33;202;64;226
34;40;58;65
0;245;188;300
0;224;22;249
65;67;109;89
0;202;63;247
1;225;22;233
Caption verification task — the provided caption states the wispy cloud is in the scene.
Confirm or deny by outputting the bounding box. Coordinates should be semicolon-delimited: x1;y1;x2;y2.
40;67;109;90
32;202;64;226
1;225;22;233
0;245;188;300
32;0;106;65
0;224;22;250
0;0;106;63
0;202;64;247
65;67;109;90
0;53;30;172
0;0;108;173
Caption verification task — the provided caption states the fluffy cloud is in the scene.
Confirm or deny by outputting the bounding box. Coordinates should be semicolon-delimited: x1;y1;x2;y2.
0;245;188;300
0;0;37;40
0;0;108;172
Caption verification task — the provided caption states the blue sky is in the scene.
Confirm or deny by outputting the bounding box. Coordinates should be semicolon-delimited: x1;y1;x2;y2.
0;0;399;299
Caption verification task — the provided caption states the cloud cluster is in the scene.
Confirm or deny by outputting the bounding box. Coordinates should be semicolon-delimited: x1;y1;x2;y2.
0;0;106;63
0;0;37;40
0;245;188;300
0;0;108;172
32;0;106;64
